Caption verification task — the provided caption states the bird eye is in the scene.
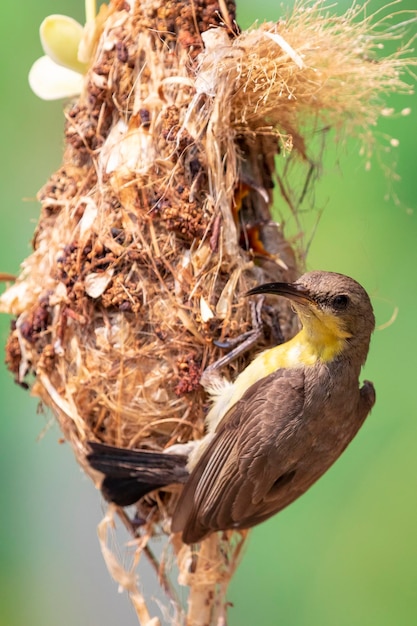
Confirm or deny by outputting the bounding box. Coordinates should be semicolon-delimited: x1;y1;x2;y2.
331;294;350;310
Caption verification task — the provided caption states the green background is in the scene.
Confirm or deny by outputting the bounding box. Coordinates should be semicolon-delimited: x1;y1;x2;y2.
0;1;416;625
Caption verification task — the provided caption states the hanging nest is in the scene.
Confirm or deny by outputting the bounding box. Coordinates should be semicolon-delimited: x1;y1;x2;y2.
1;0;414;624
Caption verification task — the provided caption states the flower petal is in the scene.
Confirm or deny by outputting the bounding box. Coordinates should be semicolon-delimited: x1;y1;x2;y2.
28;56;84;100
40;15;87;73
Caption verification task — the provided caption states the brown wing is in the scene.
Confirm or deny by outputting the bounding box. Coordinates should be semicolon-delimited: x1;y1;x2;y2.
172;367;307;543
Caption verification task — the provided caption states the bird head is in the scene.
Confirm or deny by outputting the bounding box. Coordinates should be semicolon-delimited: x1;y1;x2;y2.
247;271;375;364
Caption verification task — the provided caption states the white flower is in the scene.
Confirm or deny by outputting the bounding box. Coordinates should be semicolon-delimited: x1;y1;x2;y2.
28;0;97;100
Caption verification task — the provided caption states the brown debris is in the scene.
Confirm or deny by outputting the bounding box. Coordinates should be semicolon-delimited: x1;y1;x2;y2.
5;327;21;379
174;352;202;396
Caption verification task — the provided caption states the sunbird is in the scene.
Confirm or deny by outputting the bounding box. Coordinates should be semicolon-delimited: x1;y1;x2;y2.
88;271;375;544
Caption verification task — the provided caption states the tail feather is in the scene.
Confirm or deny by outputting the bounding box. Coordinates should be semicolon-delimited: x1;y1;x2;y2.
87;442;189;507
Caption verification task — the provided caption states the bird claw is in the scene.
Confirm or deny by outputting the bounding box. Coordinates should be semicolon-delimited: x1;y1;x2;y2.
205;297;264;372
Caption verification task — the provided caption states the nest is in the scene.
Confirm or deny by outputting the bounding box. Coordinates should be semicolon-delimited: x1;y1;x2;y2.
1;0;414;624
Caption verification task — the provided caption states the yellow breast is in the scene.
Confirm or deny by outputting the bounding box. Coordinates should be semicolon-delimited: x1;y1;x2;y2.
206;323;348;433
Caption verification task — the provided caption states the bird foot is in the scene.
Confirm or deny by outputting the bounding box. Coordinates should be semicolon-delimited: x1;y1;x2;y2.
205;297;264;373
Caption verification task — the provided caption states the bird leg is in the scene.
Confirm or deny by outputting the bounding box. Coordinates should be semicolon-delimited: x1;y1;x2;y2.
205;297;265;373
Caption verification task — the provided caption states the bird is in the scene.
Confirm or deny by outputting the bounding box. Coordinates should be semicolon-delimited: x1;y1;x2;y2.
87;270;376;544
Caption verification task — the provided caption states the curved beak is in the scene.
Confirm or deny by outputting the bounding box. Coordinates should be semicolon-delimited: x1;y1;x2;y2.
246;281;314;305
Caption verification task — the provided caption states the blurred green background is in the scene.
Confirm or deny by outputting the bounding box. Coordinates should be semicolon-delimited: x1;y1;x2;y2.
0;1;416;625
